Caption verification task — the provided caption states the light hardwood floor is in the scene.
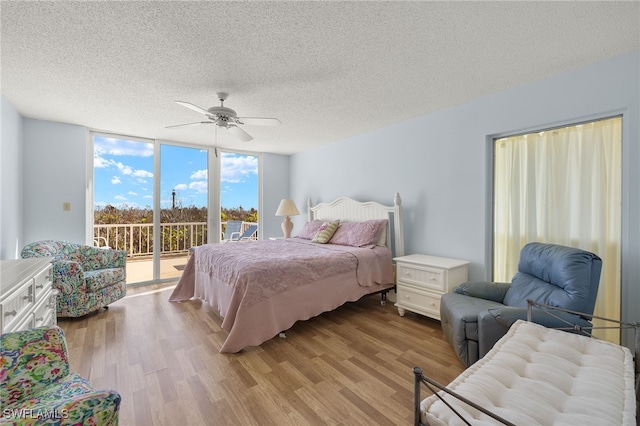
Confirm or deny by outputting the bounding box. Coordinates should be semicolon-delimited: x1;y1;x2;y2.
57;284;465;426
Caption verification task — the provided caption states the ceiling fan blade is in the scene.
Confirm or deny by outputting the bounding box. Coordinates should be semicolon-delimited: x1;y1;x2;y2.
166;121;212;128
237;117;281;126
175;101;211;116
228;125;254;142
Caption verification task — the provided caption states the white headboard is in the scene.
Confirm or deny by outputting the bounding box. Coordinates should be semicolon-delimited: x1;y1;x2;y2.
307;193;404;257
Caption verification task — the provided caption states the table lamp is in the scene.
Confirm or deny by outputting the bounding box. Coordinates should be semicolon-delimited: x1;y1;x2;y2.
275;199;300;238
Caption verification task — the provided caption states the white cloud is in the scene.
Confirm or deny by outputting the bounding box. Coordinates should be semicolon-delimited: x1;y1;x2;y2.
191;169;207;180
174;184;188;191
96;157;153;183
111;176;122;184
132;169;153;178
94;155;111;168
114;195;127;201
143;195;153;199
128;191;137;196
221;154;257;183
189;181;207;193
94;137;153;157
93;138;153;180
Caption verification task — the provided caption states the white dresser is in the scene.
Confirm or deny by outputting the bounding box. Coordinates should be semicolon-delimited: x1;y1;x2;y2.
394;254;469;320
0;258;57;333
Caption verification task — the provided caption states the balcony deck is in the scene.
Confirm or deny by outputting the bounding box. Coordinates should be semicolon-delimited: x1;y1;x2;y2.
126;254;189;284
95;220;257;285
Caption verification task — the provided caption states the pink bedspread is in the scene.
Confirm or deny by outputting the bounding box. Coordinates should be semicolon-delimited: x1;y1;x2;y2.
169;238;394;352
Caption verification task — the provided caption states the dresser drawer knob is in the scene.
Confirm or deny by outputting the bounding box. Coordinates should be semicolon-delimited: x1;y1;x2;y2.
36;316;44;322
22;295;32;301
4;309;17;317
36;283;44;289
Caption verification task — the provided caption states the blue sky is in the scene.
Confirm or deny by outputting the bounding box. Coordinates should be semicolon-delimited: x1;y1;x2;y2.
93;136;258;210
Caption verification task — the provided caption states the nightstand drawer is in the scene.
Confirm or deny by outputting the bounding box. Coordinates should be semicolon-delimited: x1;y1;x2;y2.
394;254;469;320
397;264;444;291
396;287;441;318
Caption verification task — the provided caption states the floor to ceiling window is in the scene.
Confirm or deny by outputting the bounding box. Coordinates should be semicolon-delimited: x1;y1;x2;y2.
493;116;622;342
219;151;259;242
92;134;155;284
92;133;260;284
159;144;209;279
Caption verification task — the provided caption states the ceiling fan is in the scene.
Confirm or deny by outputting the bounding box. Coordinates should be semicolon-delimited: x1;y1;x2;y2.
167;92;281;142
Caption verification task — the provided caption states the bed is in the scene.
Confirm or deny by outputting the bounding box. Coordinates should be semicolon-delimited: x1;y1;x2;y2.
414;304;639;426
169;193;404;353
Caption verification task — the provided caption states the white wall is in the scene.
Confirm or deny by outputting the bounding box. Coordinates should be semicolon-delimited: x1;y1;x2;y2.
290;52;640;329
1;95;24;259
261;153;291;239
23;118;88;245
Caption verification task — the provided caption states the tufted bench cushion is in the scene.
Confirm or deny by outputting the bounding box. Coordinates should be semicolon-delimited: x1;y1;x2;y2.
421;320;636;425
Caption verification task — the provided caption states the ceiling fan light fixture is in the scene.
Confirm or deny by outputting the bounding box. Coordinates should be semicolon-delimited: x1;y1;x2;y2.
206;106;237;117
168;92;279;143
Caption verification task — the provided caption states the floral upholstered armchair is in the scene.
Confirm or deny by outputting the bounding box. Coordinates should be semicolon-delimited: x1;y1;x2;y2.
0;326;121;425
21;240;127;317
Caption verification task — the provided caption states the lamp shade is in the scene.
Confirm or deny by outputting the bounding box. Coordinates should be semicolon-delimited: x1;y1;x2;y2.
275;199;300;217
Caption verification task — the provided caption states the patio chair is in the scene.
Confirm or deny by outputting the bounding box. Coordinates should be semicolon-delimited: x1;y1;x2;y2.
222;221;243;242
233;224;258;242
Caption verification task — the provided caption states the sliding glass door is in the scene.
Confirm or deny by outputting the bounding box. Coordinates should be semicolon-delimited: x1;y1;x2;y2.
92;134;155;284
159;144;208;279
92;133;260;285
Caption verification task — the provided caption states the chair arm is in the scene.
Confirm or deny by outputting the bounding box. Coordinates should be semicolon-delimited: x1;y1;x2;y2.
488;305;593;333
76;246;127;270
0;327;70;407
477;310;510;358
52;261;85;295
57;389;122;426
454;281;511;303
7;388;121;426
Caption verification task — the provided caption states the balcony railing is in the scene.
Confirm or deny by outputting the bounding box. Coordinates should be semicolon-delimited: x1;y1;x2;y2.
93;221;258;258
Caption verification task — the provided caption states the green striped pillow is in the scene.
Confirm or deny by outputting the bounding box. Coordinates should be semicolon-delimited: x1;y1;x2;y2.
311;220;340;244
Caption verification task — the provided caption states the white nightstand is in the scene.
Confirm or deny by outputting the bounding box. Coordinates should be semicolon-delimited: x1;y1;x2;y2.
394;254;470;320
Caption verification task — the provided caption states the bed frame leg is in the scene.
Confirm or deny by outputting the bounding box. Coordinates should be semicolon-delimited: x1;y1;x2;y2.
413;367;423;426
381;291;387;306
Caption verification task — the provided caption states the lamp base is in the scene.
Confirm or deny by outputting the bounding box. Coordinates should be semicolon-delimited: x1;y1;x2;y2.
281;216;294;238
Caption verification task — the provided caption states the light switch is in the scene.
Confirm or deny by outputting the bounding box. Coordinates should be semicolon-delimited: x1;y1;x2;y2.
63;202;71;211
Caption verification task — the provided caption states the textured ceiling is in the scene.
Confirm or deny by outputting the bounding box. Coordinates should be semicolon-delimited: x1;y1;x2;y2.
2;1;639;155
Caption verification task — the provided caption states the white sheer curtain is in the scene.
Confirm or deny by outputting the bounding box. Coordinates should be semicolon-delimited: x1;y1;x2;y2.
493;116;622;342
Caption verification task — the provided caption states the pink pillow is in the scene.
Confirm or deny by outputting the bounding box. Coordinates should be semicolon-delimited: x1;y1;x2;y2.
296;220;324;239
329;219;388;248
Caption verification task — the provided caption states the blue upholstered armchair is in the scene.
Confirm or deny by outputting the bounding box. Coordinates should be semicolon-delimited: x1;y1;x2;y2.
440;242;602;367
1;326;121;425
21;240;127;318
